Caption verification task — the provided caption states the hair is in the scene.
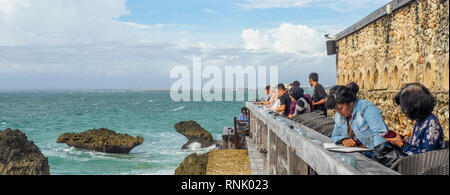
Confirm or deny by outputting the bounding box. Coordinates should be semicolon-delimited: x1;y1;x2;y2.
277;83;286;91
394;83;436;121
325;85;357;109
309;73;319;82
241;107;248;113
266;85;271;92
289;86;303;101
293;80;301;87
346;82;359;96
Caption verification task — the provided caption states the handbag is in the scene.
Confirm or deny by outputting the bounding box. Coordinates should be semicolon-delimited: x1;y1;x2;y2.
373;142;407;168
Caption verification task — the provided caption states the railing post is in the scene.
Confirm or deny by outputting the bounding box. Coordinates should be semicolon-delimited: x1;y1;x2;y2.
234;117;238;149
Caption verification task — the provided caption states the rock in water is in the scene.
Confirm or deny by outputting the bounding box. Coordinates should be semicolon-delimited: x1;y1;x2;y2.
0;129;50;175
57;128;143;154
174;121;215;149
174;152;209;175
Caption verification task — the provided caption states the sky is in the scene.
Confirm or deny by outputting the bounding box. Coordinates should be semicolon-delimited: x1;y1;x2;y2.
0;0;391;90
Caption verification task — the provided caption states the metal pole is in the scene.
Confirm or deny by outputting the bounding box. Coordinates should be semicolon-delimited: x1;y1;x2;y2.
234;117;238;149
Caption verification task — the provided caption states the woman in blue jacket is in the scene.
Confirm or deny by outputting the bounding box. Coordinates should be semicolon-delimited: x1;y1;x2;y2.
326;85;388;150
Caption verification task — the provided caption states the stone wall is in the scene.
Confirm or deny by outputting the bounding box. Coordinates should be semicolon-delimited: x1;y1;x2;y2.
333;0;449;140
336;0;449;91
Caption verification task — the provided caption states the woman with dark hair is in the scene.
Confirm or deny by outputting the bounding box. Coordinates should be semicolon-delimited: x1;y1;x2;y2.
288;86;303;119
238;107;249;126
382;83;445;155
326;85;388;150
346;82;359;96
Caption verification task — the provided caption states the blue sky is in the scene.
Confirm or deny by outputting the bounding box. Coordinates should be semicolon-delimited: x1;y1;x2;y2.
0;0;391;90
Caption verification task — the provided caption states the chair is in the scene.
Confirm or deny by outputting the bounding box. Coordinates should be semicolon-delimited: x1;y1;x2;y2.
391;149;449;175
234;116;250;149
317;123;335;137
309;118;335;130
423;164;449;175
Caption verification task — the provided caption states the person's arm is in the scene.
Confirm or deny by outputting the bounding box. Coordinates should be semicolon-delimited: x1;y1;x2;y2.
275;104;285;113
331;114;348;143
313;98;327;106
269;93;277;103
363;105;389;147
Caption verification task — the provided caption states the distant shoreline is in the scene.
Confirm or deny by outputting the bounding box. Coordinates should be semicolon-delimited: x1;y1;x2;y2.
0;86;330;93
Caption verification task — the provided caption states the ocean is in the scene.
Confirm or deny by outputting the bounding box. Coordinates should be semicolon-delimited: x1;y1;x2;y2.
0;89;312;175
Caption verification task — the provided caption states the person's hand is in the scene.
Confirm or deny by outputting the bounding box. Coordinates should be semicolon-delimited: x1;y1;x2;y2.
342;139;356;147
382;131;404;147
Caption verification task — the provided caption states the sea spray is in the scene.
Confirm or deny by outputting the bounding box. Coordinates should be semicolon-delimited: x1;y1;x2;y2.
187;142;202;150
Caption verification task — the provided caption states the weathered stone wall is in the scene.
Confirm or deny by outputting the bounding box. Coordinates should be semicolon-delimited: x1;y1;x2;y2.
336;0;449;91
334;0;449;140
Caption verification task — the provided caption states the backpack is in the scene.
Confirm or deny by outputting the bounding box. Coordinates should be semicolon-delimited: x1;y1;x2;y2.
303;94;314;112
295;96;311;115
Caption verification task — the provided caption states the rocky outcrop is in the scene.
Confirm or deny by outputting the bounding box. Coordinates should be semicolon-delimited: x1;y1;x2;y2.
174;121;215;149
0;129;50;175
174;152;209;175
57;128;144;154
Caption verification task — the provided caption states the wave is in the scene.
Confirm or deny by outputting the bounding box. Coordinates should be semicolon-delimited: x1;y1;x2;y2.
187;142;202;150
172;106;185;111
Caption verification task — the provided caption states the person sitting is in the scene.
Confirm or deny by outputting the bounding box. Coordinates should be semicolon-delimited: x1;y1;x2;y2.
259;86;277;106
288;81;311;118
255;85;271;104
288;86;303;119
273;84;291;117
326;85;388;151
382;83;445;156
296;94;312;116
238;107;249;126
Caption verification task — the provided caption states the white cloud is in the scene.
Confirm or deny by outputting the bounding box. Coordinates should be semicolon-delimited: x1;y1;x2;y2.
119;22;164;29
203;8;217;14
0;0;148;46
242;23;325;55
0;42;336;89
241;29;271;50
0;0;338;89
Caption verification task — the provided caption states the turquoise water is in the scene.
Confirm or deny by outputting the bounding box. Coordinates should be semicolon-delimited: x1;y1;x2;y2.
0;89;312;175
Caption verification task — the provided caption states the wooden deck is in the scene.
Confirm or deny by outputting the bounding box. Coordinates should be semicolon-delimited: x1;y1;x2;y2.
246;137;269;175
